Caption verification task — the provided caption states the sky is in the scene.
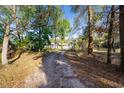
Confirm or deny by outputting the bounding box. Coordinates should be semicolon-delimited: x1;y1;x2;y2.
62;5;84;39
61;5;104;40
62;5;75;28
62;5;88;28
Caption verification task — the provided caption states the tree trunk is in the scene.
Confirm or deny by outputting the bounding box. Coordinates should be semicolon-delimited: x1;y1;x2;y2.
61;39;63;50
112;38;115;52
119;5;124;71
107;5;115;64
14;5;22;57
1;23;10;65
55;35;57;49
87;6;93;55
14;6;22;49
39;28;42;51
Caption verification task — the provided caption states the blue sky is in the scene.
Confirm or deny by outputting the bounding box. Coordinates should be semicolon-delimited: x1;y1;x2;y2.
61;5;104;39
62;5;84;39
62;5;88;28
61;5;75;28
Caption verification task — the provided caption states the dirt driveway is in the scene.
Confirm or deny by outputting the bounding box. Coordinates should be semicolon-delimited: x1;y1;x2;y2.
23;51;86;88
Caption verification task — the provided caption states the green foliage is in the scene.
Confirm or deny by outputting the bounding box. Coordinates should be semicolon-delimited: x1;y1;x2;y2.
50;6;64;38
27;28;51;51
0;5;71;52
57;19;71;40
0;23;3;44
27;6;52;51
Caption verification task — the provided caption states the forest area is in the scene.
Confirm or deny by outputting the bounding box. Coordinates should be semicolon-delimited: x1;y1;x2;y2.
0;5;124;88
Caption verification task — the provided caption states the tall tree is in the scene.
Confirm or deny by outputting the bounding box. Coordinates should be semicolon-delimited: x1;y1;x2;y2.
30;6;53;51
1;22;10;64
0;6;36;64
57;19;71;49
119;5;124;71
51;6;63;48
107;5;115;64
72;5;94;55
87;5;93;55
0;6;14;64
16;6;36;50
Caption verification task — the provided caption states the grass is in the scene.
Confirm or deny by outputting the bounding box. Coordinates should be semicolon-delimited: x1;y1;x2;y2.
0;52;42;88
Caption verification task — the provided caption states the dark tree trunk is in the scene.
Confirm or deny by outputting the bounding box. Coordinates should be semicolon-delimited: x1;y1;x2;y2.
39;28;42;51
119;5;124;71
87;6;93;55
112;38;115;52
107;5;115;64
